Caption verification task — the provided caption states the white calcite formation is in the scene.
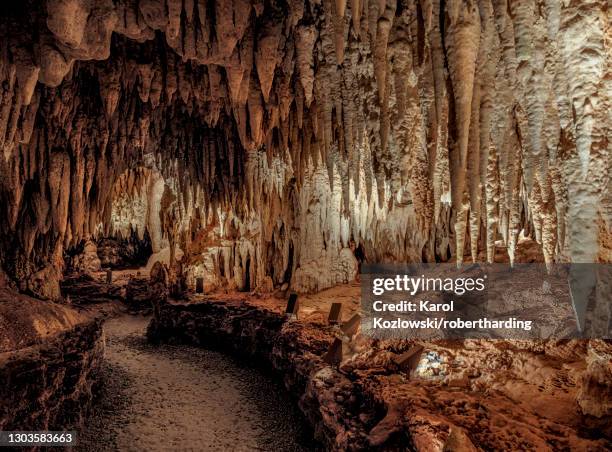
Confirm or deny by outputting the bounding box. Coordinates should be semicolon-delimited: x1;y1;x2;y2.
0;0;610;298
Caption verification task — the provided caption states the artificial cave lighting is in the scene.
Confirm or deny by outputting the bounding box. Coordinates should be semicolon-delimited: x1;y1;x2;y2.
0;0;610;450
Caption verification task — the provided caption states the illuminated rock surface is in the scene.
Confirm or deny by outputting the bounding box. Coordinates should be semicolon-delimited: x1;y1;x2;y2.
0;0;609;297
148;292;611;450
0;284;104;432
0;0;610;449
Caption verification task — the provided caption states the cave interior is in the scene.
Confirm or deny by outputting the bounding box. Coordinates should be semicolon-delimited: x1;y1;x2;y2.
0;0;610;450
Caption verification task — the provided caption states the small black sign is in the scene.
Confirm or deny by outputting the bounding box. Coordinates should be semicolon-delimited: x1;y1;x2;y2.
196;277;204;293
328;302;342;325
286;293;299;318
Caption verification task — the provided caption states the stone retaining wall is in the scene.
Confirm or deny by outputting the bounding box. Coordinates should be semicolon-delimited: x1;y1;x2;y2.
147;301;389;450
147;299;612;451
0;319;104;433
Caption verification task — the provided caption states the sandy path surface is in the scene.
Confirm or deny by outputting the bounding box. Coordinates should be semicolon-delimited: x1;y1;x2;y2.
78;315;317;451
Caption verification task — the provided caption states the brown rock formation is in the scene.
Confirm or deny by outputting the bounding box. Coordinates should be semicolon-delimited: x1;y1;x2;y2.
0;3;609;447
148;297;612;450
0;286;104;431
0;1;609;297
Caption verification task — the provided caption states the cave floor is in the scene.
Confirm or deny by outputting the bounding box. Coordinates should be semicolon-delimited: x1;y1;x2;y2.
77;314;317;451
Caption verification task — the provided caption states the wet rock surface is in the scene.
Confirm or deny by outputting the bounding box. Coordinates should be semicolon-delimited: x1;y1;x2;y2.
79;315;318;451
149;297;612;451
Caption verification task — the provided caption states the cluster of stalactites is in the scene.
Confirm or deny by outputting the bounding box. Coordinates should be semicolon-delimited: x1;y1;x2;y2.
0;0;610;296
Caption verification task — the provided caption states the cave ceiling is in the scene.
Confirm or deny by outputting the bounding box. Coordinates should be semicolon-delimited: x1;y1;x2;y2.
0;0;610;298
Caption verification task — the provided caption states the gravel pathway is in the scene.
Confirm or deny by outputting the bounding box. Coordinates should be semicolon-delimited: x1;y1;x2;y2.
77;315;318;451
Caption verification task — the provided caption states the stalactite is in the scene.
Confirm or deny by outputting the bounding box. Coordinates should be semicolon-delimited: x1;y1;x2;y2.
0;0;608;298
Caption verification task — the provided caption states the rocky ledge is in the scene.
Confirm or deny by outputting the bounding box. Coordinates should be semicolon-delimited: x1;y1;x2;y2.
147;298;611;451
0;286;104;434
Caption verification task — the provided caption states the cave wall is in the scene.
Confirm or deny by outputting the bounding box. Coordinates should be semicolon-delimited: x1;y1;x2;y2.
0;291;104;431
0;0;610;298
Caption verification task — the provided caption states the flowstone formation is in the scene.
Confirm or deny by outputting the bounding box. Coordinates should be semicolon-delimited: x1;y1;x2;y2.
0;0;610;299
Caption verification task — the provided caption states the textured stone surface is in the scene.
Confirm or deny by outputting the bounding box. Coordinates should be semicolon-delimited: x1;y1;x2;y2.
60;273;124;305
125;262;168;312
0;0;609;298
0;287;104;432
96;233;153;270
148;297;612;450
67;240;102;274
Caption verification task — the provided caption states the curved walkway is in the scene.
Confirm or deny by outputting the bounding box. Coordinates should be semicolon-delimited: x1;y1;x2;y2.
78;315;316;451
